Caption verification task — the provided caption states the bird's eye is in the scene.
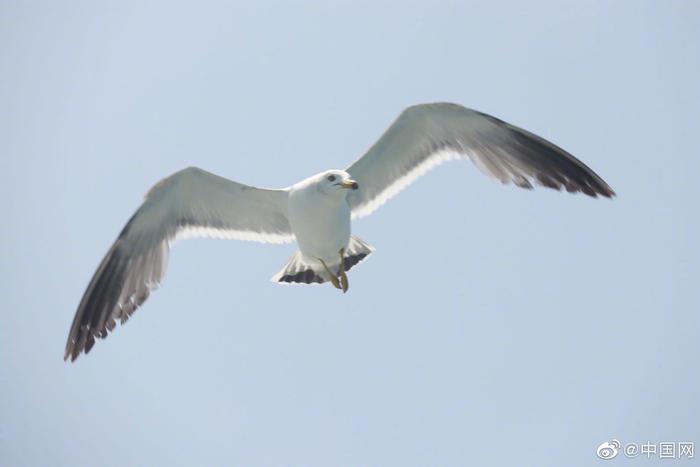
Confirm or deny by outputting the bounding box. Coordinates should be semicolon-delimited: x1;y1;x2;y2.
328;175;336;182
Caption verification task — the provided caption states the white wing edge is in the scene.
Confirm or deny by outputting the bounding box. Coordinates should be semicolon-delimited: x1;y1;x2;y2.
172;225;295;245
351;149;462;219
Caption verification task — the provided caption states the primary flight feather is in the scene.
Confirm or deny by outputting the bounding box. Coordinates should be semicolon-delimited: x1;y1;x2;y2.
65;102;615;361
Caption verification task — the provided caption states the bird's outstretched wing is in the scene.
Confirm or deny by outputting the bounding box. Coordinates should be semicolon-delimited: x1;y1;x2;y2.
346;103;615;218
65;167;292;361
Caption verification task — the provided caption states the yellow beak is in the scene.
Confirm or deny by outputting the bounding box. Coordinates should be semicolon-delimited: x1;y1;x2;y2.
340;179;359;190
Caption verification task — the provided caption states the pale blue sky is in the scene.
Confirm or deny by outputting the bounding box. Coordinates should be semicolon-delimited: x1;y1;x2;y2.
2;1;699;466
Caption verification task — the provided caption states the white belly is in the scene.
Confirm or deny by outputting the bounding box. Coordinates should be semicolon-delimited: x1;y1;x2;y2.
288;188;351;264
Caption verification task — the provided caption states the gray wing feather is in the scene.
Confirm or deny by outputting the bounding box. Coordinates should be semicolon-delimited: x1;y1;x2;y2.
346;103;615;218
65;167;292;361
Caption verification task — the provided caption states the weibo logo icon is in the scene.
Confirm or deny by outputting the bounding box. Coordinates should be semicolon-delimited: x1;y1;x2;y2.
597;439;621;460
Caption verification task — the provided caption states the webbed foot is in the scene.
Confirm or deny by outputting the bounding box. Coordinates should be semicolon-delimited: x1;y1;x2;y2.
319;258;342;290
338;248;348;293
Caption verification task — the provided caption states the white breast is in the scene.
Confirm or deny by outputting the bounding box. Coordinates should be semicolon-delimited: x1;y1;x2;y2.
288;184;351;264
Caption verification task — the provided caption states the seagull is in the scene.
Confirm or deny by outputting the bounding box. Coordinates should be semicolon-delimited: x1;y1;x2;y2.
65;102;615;361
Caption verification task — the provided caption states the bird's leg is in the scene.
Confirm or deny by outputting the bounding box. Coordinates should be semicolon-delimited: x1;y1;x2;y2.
319;258;342;290
338;248;349;293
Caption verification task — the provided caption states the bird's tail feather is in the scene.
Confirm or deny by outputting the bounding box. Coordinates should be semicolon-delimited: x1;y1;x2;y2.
271;236;374;285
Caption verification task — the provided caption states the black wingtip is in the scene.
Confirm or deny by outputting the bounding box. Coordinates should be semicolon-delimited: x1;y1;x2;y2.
64;344;80;363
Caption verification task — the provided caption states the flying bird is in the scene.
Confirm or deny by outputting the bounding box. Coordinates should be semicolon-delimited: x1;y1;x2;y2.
65;102;615;361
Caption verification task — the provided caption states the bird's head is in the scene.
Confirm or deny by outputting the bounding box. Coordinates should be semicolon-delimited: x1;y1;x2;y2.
315;170;359;198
